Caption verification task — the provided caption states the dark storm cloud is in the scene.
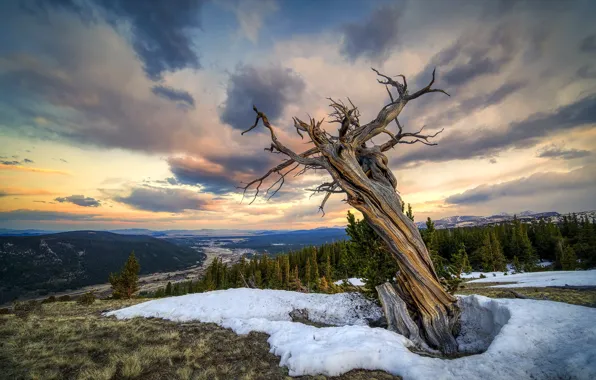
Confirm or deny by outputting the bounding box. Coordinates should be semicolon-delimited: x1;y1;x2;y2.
396;93;596;166
114;186;207;213
536;146;591;160
580;34;596;53
220;65;306;130
445;167;596;205
577;65;596;79
54;194;101;207
0;54;195;153
167;154;276;194
151;85;195;108
32;0;206;80
339;2;402;62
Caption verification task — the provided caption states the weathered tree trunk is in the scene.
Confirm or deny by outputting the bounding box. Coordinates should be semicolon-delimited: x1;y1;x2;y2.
240;67;460;354
322;143;460;354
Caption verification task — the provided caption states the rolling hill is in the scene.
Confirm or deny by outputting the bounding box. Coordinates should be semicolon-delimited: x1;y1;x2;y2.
0;231;205;304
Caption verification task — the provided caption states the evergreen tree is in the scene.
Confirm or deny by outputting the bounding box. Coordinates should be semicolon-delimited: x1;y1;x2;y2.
165;281;172;296
325;253;332;281
480;232;493;272
320;276;329;293
311;249;320;288
109;251;140;299
561;245;577;270
305;258;312;291
406;203;414;222
283;256;290;289
490;231;507;271
512;256;522;273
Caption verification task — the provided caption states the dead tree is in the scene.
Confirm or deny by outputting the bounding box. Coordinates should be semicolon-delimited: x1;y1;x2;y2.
239;68;459;354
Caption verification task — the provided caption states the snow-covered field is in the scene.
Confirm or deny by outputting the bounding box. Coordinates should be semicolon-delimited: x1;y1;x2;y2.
333;278;365;286
106;288;596;379
468;269;596;288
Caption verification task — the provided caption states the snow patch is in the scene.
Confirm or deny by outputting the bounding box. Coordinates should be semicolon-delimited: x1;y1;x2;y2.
106;289;596;379
333;278;365;286
468;269;596;288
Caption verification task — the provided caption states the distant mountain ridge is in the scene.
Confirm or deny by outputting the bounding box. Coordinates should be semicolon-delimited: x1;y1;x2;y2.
415;210;596;229
0;231;205;304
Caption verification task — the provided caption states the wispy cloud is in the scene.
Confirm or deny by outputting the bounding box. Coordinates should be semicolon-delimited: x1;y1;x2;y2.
55;194;101;207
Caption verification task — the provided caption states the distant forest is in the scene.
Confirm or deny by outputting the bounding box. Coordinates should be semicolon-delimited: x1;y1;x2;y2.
147;212;596;298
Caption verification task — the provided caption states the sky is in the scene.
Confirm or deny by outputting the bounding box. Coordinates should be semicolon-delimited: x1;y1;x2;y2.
1;0;595;231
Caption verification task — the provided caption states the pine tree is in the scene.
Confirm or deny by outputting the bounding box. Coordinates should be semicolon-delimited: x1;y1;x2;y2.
480;232;494;272
320;276;329;293
311;249;320;288
406;203;414;221
325;253;332;281
109;251;140;299
512;256;522;273
561;245;577;270
305;258;312;291
283;256;290;289
165;281;172;296
490;231;507;271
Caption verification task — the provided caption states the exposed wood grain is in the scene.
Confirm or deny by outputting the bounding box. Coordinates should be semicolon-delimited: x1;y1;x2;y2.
240;68;459;354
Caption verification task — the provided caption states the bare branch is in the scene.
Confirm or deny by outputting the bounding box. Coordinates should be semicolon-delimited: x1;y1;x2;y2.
238;146;320;204
242;106;323;167
406;68;450;101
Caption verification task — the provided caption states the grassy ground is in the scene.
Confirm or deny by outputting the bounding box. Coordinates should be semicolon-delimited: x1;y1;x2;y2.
0;299;400;380
457;282;596;308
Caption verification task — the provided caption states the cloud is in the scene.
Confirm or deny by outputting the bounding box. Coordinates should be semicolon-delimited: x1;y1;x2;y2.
151;85;195;109
580;34;596;53
0;163;70;175
216;0;278;43
114;186;209;213
339;2;402;63
55;194;101;207
34;0;206;80
577;65;596;79
219;64;305;130
396;93;596;166
0;188;54;197
167;154;276;194
23;158;34;163
445;166;596;205
536;145;591;160
0;209;101;221
0;160;20;165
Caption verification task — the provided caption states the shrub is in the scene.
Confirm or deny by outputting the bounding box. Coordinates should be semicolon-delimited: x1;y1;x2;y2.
77;291;96;306
0;308;11;315
42;295;57;304
504;272;508;276
492;273;496;277
13;300;42;320
58;295;71;302
479;273;487;279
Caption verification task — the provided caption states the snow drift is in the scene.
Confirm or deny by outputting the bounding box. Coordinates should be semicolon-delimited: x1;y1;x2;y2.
106;288;596;379
468;269;596;288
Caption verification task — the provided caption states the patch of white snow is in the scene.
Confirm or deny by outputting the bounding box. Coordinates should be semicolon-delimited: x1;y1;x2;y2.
106;289;596;379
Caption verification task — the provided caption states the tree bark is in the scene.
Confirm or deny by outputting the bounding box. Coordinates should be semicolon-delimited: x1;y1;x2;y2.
240;68;460;354
321;143;460;354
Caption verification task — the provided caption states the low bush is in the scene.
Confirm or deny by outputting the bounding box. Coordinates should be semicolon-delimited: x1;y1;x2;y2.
77;292;96;306
42;295;57;304
58;295;71;302
479;274;487;279
13;300;42;320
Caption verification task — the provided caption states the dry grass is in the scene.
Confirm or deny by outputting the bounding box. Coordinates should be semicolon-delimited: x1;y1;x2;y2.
0;299;400;380
458;283;596;308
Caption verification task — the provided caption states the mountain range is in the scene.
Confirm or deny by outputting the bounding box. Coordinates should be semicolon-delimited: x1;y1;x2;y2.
415;210;596;229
